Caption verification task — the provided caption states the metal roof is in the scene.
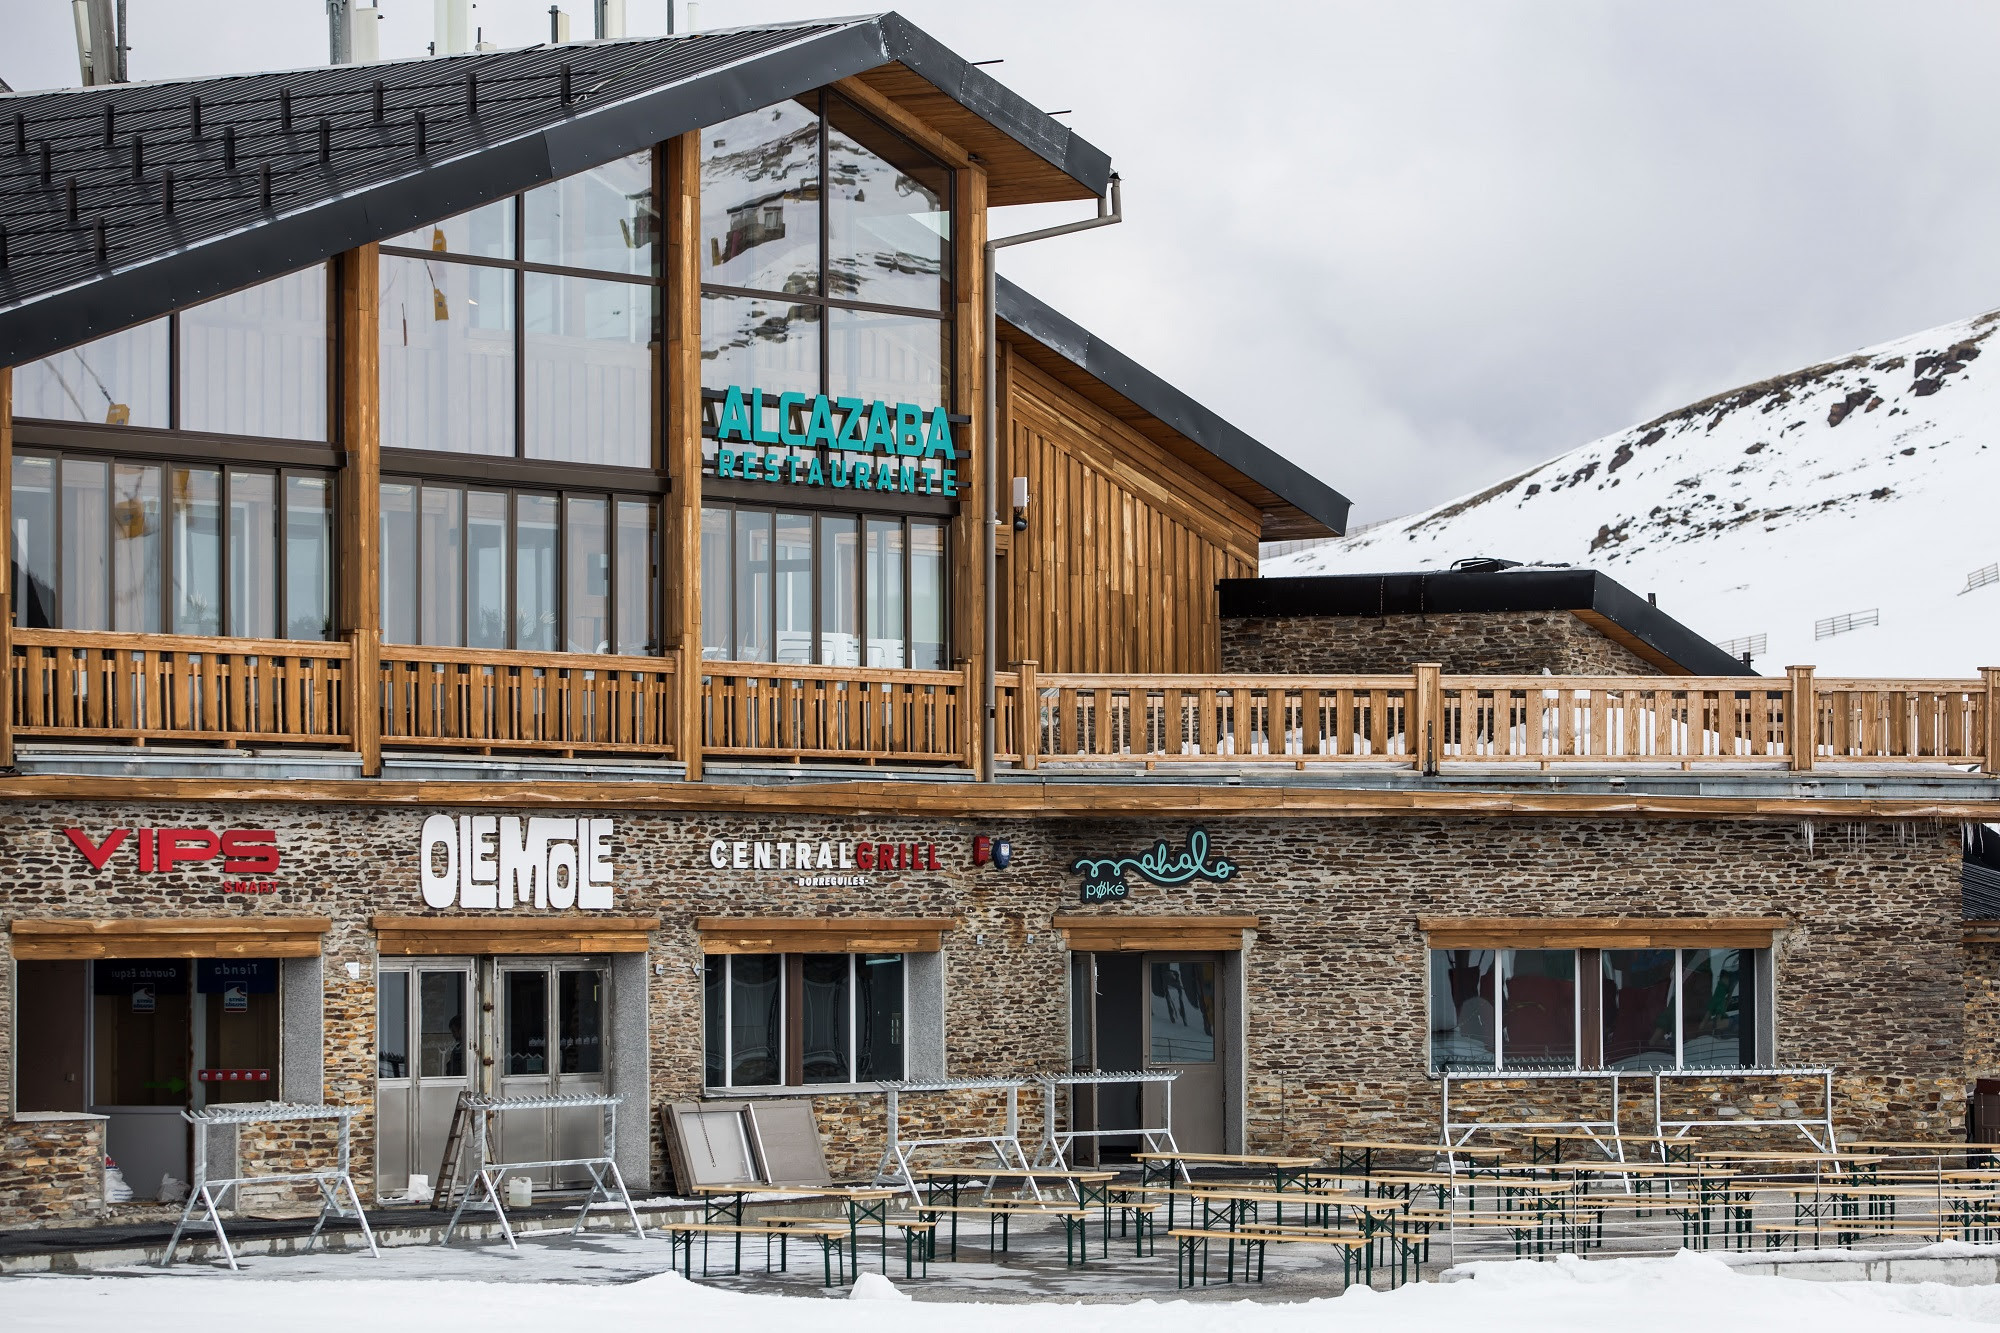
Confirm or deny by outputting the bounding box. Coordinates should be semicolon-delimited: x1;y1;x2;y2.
0;13;1112;368
996;274;1352;539
1217;567;1758;676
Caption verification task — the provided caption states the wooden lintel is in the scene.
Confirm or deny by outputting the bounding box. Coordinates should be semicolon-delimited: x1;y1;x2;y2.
1051;914;1260;953
697;916;956;954
10;916;333;960
371;914;661;956
1420;915;1790;950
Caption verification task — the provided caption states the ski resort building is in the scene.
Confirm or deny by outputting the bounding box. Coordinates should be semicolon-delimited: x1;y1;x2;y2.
0;14;1997;1229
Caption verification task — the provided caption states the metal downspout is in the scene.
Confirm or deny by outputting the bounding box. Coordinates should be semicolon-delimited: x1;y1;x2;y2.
981;176;1123;780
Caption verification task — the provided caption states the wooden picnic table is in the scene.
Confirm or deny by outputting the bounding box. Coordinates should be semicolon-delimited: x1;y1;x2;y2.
914;1166;1120;1250
688;1183;905;1279
1135;1152;1320;1224
1326;1141;1506;1175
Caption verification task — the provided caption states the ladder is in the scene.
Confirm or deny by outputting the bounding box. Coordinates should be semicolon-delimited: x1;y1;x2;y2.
431;1092;477;1210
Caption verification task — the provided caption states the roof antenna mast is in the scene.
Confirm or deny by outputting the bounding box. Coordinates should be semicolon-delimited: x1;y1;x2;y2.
71;0;125;86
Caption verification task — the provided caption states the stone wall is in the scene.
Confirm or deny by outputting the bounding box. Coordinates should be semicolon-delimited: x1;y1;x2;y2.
1220;611;1662;675
0;1115;105;1227
0;800;1969;1222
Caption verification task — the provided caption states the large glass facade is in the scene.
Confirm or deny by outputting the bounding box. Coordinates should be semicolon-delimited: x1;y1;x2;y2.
700;503;946;667
379;478;658;654
10;450;332;638
703;952;906;1089
381;152;660;467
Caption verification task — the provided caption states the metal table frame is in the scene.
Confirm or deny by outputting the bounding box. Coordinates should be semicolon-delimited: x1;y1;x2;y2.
161;1103;377;1271
868;1077;1039;1200
1031;1069;1183;1176
441;1092;643;1248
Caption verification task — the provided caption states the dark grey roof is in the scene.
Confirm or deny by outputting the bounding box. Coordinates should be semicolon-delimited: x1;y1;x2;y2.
996;274;1352;538
0;13;1112;368
1217;566;1758;676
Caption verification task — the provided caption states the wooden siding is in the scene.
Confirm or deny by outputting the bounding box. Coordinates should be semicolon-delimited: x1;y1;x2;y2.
1001;347;1261;674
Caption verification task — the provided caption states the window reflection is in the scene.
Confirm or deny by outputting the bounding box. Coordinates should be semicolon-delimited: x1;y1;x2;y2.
524;151;657;277
729;954;782;1087
1429;949;1497;1071
419;485;463;646
1149;960;1215;1064
111;463;161;634
734;509;773;662
828;307;946;408
12;456;58;629
379;254;515;456
819;515;859;667
614;500;656;656
801;955;852;1085
285;475;333;640
516;494;559;651
180;267;328;442
826;96;949;311
169;465;221;636
700;292;820;403
565;496;609;654
467;490;510;650
380;482;418;645
700;505;733;660
524;272;655;468
1501;950;1575;1068
703;99;822;295
14;319;170;428
1682;949;1752;1069
227;470;278;639
866;518;904;668
1602;950;1678;1070
62;459;110;631
386;199;515;259
775;512;813;665
910;520;944;669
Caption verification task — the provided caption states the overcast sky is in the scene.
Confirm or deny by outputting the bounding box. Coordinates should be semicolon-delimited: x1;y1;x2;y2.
9;1;2000;526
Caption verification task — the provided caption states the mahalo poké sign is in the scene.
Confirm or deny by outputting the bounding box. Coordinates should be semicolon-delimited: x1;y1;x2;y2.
1071;829;1238;904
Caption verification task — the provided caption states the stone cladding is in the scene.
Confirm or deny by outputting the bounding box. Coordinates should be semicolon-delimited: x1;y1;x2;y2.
1221;611;1662;676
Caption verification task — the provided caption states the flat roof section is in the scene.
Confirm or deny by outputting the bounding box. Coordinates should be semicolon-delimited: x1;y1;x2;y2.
1218;566;1757;676
0;14;1112;367
997;276;1351;541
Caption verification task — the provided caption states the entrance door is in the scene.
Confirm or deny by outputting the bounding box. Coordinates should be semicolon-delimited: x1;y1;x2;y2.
376;960;473;1197
495;959;609;1187
1065;951;1228;1159
1143;955;1224;1154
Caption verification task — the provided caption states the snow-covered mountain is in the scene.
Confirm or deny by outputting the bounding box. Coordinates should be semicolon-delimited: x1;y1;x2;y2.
1267;310;2000;676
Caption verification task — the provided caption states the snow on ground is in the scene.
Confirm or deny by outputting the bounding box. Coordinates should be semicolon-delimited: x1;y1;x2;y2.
9;1251;2000;1332
1267;310;2000;676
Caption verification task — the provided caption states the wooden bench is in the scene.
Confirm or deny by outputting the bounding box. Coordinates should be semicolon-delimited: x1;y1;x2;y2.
1760;1219;1967;1250
908;1203;1093;1265
761;1213;937;1280
663;1220;848;1286
1168;1225;1372;1289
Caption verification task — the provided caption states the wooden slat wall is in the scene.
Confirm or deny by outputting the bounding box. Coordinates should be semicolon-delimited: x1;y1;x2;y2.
1003;349;1261;674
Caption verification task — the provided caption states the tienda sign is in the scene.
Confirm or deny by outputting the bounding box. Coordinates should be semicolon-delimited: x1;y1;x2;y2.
419;815;616;910
64;827;280;875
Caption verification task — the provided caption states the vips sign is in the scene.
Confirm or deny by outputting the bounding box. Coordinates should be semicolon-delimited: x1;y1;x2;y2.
419;815;616;910
65;826;281;893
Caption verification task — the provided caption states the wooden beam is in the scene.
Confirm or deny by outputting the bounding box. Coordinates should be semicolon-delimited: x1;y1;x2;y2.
1418;915;1790;950
0;365;13;770
664;130;705;782
832;76;973;169
372;914;661;956
337;244;382;776
10;916;333;960
0;774;1988;821
697;915;958;954
1051;914;1261;953
953;163;988;770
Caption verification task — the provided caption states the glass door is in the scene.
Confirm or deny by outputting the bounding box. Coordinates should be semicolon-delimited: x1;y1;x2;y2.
495;959;609;1187
376;960;473;1198
1144;954;1223;1154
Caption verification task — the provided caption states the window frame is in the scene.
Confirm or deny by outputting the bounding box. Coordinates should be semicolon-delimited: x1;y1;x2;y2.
379;474;662;655
378;150;664;472
1427;945;1771;1073
10;444;337;640
703;950;908;1091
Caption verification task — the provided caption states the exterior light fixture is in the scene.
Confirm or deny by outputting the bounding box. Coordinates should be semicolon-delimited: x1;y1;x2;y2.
1011;475;1030;532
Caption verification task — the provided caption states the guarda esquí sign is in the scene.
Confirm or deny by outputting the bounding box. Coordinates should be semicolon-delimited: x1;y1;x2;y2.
711;385;962;498
1072;828;1237;904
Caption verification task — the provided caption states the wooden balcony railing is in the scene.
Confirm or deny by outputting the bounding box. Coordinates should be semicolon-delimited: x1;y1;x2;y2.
9;628;352;745
377;644;677;757
698;659;978;765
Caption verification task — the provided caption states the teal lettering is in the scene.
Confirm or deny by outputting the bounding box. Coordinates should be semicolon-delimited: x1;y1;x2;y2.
854;461;874;490
807;457;825;487
943;467;958;497
864;401;896;454
778;392;807;446
876;461;897;489
895;403;924;456
805;395;837;450
718;386;752;443
831;458;850;488
923;407;955;459
741;449;763;481
916;467;933;495
835;398;865;452
900;465;916;493
716;448;736;478
751;388;781;445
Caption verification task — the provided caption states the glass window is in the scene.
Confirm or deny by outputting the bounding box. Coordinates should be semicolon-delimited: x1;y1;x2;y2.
419;971;466;1079
703;99;822;295
701;292;821;401
91;959;192;1108
378;971;410;1080
1502;950;1575;1068
700;505;732;659
565;495;609;653
827;307;947;407
1149;959;1216;1063
14;319;170;428
1429;949;1497;1071
227;471;278;639
703;957;726;1089
379;253;515;456
284;475;333;640
169;465;222;635
857;954;904;1083
729;954;782;1087
826;96;949;312
504;970;549;1075
1681;948;1751;1069
1602;950;1679;1070
865;518;904;668
524;272;656;468
819;514;859;667
559;970;605;1075
11;455;58;628
466;490;509;649
60;458;110;631
910;520;944;670
614;500;656;657
419;484;463;646
380;481;418;645
775;512;813;665
801;955;853;1085
111;462;161;634
734;509;773;662
524;150;657;277
179;266;329;442
386;199;515;259
517;493;559;651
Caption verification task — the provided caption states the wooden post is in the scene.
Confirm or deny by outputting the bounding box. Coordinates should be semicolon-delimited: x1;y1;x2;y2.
1787;665;1816;773
962;659;979;770
1018;659;1039;772
336;244;382;776
953;163;988;777
1983;667;2000;775
1412;662;1442;774
0;365;13;770
664;130;705;782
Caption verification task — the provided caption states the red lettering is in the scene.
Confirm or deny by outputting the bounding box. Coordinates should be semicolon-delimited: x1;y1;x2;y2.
139;828;155;873
926;844;939;871
221;829;280;874
63;827;129;871
159;828;220;871
856;844;876;871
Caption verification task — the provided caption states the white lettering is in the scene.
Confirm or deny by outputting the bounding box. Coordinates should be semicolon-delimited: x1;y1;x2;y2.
839;842;855;869
462;815;499;908
732;841;749;869
419;814;457;908
754;841;772;870
497;816;534;907
779;843;791;869
525;817;570;908
581;819;614;910
546;837;578;910
817;841;833;869
709;839;728;870
797;841;813;869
